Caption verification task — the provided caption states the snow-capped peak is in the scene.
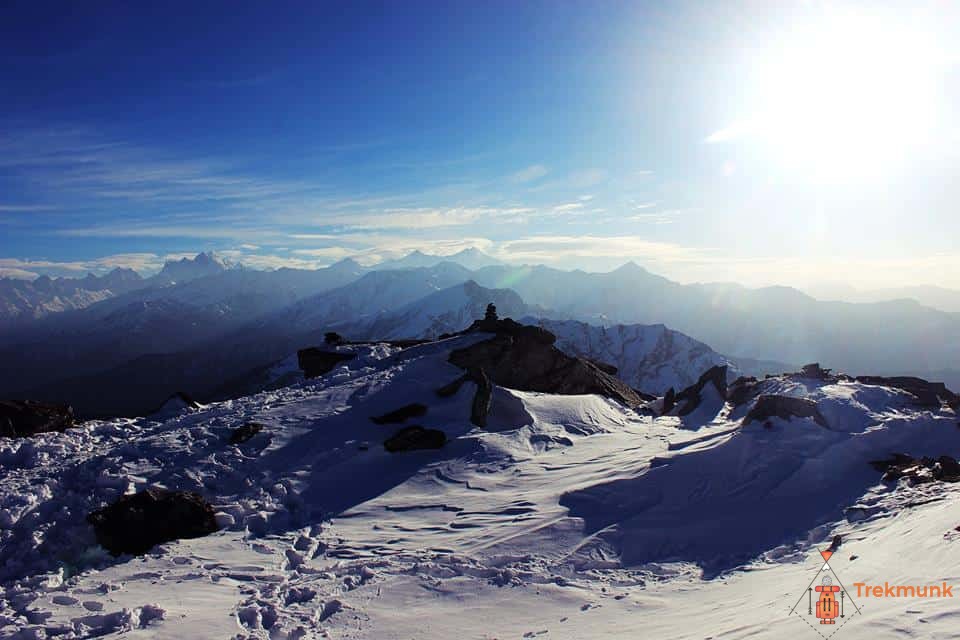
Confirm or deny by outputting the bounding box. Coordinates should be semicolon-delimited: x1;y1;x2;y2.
157;252;230;284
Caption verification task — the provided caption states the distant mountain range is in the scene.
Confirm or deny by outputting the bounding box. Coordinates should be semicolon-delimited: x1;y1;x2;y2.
1;249;958;416
371;247;503;271
804;283;960;314
470;261;960;381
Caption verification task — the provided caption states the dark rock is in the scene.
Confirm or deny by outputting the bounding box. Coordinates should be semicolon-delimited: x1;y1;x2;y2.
371;403;428;425
464;316;557;345
586;359;618;376
829;534;842;552
383;425;447;452
854;375;957;408
324;332;345;346
154;392;201;413
470;367;492;428
669;365;727;416
297;347;356;379
449;331;644;409
0;400;75;438
728;376;760;407
87;488;218;556
435;374;470;398
935;455;960;480
228;422;264;445
869;453;915;472
662;388;676;414
743;394;828;427
484;303;498;322
868;453;960;484
799;363;833;380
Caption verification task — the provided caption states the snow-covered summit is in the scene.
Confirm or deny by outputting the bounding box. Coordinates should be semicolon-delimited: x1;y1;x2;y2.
372;247;502;271
155;251;231;284
1;333;958;638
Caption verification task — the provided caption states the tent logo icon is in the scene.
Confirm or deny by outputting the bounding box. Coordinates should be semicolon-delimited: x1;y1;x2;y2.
790;547;862;637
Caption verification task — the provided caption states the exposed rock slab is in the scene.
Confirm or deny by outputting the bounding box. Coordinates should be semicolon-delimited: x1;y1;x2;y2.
0;400;75;439
869;454;960;484
669;365;728;416
297;347;356;379
448;330;644;409
87;488;219;556
744;394;828;427
383;426;447;452
371;403;428;425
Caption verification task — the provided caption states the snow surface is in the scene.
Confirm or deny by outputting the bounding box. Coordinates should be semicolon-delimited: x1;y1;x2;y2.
1;335;959;639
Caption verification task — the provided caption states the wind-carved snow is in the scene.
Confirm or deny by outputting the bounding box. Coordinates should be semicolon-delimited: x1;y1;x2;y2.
1;334;958;639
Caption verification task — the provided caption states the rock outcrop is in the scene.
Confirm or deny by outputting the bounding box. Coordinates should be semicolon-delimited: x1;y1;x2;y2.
228;422;264;445
87;488;219;556
665;365;727;416
371;403;428;425
870;454;960;484
854;376;958;409
153;392;201;415
297;347;356;379
448;322;644;409
744;394;828;428
795;363;834;380
728;376;761;407
0;400;75;438
383;426;447;452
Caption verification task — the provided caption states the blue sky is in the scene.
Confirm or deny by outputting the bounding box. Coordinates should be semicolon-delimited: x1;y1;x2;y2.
2;1;959;289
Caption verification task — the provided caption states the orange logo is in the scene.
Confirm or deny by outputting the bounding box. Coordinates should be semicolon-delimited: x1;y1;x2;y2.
790;548;862;637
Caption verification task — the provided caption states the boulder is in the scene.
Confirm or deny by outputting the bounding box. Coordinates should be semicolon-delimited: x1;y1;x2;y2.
0;400;75;438
383;426;447;452
448;330;644;409
371;403;428;425
669;365;727;416
228;422;264;445
297;347;356;379
87;488;219;556
744;394;828;428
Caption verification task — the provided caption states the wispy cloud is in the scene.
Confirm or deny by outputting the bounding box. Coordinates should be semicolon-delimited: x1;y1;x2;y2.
628;207;692;224
0;127;323;208
705;121;754;143
510;164;549;183
0;253;183;277
497;235;715;266
0;204;56;212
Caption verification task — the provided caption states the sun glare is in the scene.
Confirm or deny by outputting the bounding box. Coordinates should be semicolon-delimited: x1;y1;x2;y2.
719;12;947;179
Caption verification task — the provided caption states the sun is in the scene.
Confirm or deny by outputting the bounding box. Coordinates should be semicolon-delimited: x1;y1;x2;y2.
713;11;947;180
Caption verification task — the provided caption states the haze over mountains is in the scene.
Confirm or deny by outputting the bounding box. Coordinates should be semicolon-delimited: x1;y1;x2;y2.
1;249;958;417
